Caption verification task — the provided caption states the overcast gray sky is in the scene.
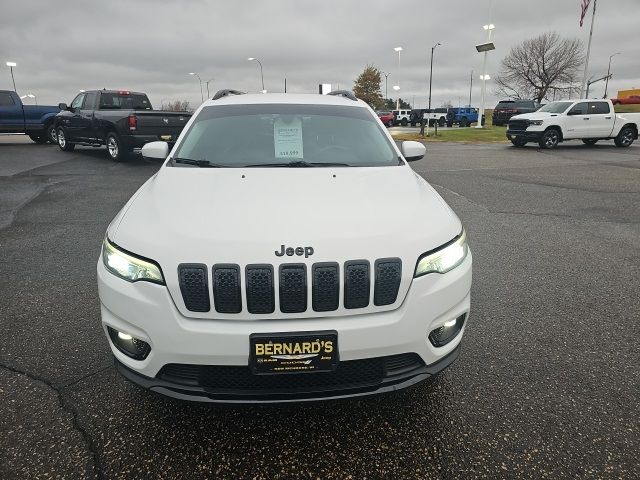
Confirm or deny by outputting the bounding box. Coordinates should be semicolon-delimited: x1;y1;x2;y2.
1;0;638;109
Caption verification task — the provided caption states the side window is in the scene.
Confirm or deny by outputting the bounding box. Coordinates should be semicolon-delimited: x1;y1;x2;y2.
0;92;16;106
70;94;86;110
82;92;97;110
589;102;610;115
568;102;588;115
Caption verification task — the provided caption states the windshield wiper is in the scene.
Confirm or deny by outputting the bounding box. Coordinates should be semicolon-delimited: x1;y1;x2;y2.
243;161;351;168
173;158;224;168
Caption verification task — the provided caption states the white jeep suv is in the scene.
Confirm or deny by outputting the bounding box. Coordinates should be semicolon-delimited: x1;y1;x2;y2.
97;90;472;403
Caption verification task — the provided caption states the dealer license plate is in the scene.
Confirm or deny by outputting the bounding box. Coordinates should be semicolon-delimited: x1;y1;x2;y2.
249;331;338;374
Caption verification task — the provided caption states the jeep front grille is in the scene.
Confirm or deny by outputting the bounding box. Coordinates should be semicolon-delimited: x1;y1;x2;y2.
177;259;403;315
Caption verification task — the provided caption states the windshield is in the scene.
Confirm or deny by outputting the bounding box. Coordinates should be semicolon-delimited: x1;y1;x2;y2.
537;101;573;113
171;104;399;167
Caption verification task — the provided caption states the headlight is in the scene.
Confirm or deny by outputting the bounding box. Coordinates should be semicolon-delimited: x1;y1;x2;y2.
102;238;164;284
528;120;544;126
414;230;468;277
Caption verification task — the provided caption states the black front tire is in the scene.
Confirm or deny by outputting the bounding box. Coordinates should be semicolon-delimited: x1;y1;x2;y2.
539;129;560;149
400;119;408;127
459;117;468;128
438;117;446;127
57;127;75;151
45;123;58;144
511;138;527;147
387;120;394;127
106;133;130;162
614;127;635;148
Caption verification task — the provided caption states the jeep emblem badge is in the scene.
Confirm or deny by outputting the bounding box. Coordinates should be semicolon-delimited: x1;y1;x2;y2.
275;245;314;258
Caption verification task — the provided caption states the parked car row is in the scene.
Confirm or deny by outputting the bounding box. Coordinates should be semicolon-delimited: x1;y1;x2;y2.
0;88;192;161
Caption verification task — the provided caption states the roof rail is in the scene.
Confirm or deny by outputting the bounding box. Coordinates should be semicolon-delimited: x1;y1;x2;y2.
326;90;358;101
212;89;245;101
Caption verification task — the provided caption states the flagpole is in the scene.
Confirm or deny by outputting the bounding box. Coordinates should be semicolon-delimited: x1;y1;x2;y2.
580;0;597;98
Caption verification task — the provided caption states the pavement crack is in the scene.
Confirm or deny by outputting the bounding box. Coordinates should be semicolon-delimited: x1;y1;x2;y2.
0;362;106;480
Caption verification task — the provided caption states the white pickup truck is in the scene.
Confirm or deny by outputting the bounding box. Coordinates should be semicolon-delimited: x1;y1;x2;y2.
506;99;639;149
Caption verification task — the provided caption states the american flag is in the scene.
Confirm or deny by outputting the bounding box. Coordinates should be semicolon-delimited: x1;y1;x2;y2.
580;0;591;27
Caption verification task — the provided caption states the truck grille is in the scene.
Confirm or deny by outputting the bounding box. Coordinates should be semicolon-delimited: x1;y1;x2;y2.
508;120;529;131
177;259;403;315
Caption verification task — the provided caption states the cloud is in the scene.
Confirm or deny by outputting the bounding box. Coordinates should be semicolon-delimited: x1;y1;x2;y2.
1;0;638;108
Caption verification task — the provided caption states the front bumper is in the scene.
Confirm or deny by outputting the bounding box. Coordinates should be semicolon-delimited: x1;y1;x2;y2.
506;129;543;142
97;253;472;402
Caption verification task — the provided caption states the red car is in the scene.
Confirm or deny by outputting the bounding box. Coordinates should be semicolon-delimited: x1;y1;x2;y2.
376;111;395;127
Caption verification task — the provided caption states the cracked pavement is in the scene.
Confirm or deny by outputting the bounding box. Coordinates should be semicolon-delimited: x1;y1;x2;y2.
0;135;638;479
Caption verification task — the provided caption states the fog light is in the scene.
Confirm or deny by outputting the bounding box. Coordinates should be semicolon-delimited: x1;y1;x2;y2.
107;326;151;360
429;314;466;347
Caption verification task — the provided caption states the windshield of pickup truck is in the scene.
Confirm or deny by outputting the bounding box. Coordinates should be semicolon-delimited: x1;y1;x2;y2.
537;102;573;113
99;93;152;110
171;104;398;167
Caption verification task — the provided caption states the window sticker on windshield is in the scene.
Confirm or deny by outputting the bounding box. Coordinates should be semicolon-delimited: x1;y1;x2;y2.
274;117;303;158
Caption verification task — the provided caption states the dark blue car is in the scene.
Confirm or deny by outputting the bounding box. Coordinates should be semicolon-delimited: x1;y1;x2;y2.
0;90;60;143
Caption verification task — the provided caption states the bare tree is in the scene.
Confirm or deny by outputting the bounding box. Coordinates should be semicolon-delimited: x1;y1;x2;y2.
161;100;191;112
495;32;584;102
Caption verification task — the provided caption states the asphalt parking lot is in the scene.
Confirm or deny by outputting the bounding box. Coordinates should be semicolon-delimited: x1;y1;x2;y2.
1;135;638;479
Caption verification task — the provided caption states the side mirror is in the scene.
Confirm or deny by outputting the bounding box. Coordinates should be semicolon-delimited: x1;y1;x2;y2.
141;141;169;160
401;141;426;162
58;103;67;111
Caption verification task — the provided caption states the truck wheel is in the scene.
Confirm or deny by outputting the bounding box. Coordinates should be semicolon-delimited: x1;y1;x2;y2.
511;138;527;147
106;133;130;162
387;120;394;127
459;117;468;128
57;128;75;151
401;118;408;126
28;134;48;144
438;117;446;127
539;129;560;149
46;123;57;144
582;139;598;146
446;120;453;128
614;127;635;148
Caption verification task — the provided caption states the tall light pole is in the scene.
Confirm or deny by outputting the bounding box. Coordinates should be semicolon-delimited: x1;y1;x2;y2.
393;47;403;110
603;52;620;99
205;78;214;98
425;42;441;137
381;71;390;103
6;61;17;93
188;72;204;103
476;24;495;129
248;57;265;93
469;70;473;107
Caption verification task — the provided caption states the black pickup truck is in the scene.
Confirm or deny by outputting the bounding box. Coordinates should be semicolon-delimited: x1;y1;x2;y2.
54;90;191;161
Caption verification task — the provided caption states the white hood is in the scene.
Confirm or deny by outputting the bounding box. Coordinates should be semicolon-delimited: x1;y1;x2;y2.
110;165;462;319
510;111;557;122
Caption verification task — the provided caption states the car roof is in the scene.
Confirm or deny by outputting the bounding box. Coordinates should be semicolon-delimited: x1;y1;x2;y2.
201;93;368;108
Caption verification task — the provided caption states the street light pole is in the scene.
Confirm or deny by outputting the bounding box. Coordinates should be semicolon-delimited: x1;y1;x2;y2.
6;61;17;93
382;72;390;103
603;52;620;98
393;47;403;110
248;58;265;93
425;42;441;137
188;72;204;103
205;78;214;99
469;70;473;107
476;24;494;129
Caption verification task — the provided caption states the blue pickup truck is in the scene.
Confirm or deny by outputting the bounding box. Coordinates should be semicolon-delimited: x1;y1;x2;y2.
0;90;60;143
